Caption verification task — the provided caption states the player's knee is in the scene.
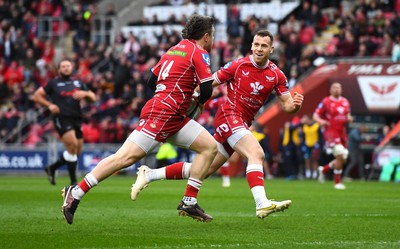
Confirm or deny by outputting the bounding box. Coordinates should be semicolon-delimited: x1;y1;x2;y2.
251;148;265;162
64;140;79;152
206;141;218;158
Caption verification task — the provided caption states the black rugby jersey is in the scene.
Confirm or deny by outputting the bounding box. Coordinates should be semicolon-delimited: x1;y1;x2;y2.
43;76;89;118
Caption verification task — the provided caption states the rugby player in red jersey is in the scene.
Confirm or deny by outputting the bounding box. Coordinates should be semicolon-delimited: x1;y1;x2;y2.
313;82;352;190
131;30;304;219
62;14;217;224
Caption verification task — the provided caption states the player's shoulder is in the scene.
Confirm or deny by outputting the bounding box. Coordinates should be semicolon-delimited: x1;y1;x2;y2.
340;96;351;105
182;39;206;54
46;77;59;85
222;56;250;70
267;60;285;74
321;96;331;104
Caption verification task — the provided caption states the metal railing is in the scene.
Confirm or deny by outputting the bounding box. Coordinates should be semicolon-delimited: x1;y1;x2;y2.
90;16;117;45
37;16;66;41
0;108;47;146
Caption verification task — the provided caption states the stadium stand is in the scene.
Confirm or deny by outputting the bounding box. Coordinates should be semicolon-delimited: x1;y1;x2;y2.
0;0;399;178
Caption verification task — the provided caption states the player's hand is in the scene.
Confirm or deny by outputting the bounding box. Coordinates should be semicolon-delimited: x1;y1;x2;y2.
347;115;353;123
192;88;200;102
293;92;304;107
72;90;88;100
48;104;60;115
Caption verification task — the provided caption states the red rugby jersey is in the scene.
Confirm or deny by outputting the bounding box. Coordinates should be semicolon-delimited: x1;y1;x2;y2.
214;55;289;124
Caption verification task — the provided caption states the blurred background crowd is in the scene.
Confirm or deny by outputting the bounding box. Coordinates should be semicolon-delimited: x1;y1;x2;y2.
0;0;399;178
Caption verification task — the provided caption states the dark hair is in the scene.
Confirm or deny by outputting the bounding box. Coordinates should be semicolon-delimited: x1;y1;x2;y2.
57;59;73;69
182;14;214;40
255;30;274;44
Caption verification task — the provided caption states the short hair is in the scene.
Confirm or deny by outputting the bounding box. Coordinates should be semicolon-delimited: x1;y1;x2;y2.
254;30;274;44
182;14;214;40
57;59;73;69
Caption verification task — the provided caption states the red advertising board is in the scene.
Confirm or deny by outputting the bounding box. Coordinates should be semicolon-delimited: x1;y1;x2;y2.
333;62;400;114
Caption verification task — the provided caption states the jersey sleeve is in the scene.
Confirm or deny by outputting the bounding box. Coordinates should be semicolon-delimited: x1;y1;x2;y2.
43;79;53;95
274;69;289;96
314;98;327;117
192;50;213;84
151;60;162;77
213;60;236;84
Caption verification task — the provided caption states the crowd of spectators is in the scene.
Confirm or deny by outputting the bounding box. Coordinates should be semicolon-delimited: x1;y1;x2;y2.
1;0;399;148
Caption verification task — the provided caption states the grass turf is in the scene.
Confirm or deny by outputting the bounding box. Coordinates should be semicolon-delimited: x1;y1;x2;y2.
0;175;399;249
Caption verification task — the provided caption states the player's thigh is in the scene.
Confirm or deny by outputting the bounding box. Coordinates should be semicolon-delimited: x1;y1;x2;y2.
168;119;216;153
116;134;150;165
233;132;264;161
127;130;161;154
61;130;79;151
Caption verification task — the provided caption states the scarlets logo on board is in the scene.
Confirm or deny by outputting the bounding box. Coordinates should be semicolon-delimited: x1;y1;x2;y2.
369;82;397;95
357;76;400;111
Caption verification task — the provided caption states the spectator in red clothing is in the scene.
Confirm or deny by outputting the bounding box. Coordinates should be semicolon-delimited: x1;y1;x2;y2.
23;123;44;148
4;61;24;88
82;121;100;143
41;40;55;64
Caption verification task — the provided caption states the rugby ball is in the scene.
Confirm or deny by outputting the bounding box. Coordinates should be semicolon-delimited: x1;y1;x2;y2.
186;98;202;119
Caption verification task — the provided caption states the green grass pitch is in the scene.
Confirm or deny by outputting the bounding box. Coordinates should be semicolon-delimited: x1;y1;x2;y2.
0;175;399;249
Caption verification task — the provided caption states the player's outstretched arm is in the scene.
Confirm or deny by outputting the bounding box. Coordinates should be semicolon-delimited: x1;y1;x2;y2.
278;92;303;114
73;90;96;102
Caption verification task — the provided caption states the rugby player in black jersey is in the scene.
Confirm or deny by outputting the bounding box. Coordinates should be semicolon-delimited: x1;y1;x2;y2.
32;59;96;185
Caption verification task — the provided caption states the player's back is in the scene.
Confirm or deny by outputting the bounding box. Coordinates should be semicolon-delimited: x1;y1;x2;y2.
151;39;210;115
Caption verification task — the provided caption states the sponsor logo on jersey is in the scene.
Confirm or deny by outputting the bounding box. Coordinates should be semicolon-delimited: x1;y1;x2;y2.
239;95;263;107
202;53;210;65
265;76;275;82
166;50;187;57
223;62;232;69
155;84;166;93
337;106;345;114
60;89;79;97
250;82;264;95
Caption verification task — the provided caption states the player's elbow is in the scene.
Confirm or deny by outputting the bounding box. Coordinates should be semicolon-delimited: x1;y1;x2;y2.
88;92;97;102
31;91;40;103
